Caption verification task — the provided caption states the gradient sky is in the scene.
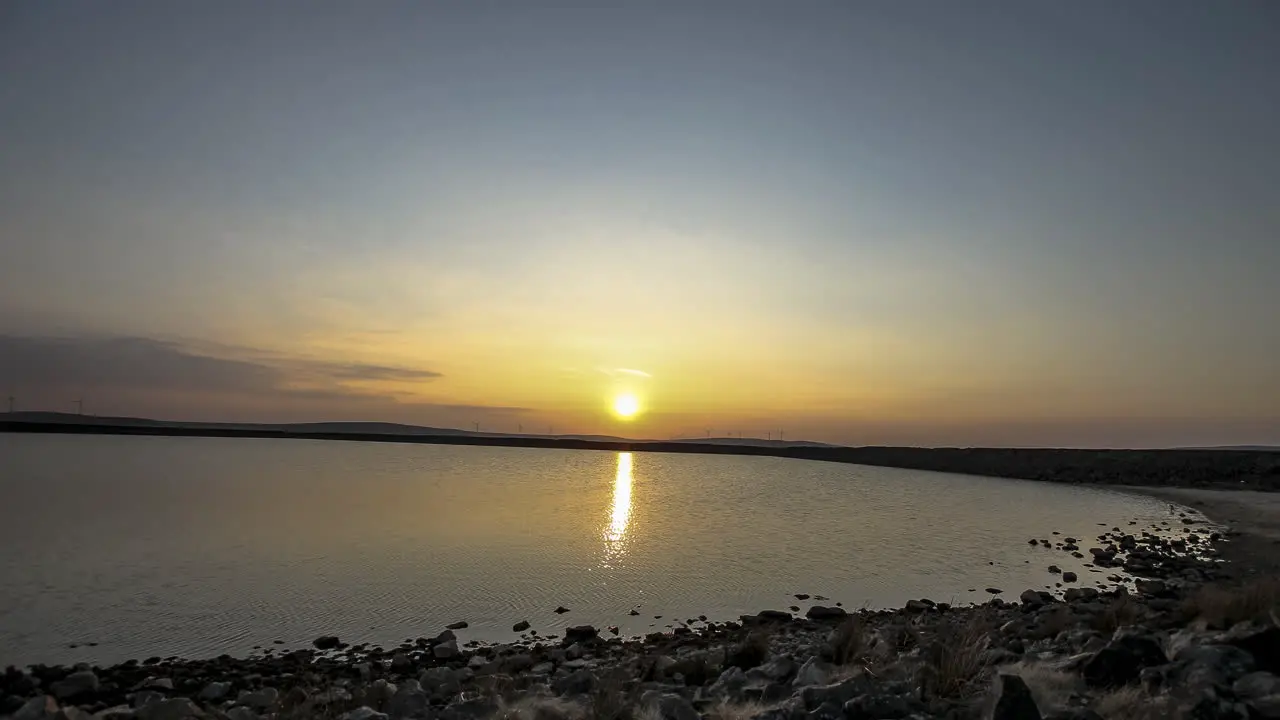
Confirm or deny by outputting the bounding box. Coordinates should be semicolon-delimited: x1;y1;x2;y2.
2;1;1278;447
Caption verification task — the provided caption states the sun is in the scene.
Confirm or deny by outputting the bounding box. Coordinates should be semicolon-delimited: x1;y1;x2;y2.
612;393;641;419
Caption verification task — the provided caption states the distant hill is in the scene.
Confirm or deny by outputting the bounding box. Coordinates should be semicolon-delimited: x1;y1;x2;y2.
2;412;641;444
669;436;834;448
1181;445;1280;452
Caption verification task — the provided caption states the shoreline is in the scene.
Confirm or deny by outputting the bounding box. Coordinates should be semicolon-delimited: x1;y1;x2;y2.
5;490;1276;720
4;420;1279;491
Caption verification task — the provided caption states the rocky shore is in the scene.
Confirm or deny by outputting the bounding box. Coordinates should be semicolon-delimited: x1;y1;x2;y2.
5;504;1279;720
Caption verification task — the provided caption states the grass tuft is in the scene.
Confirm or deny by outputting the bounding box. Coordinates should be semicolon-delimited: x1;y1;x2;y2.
827;616;869;667
1091;593;1143;635
1181;576;1280;629
918;613;993;699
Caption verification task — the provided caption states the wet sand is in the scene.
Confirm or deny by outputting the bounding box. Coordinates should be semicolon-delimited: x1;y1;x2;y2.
1122;486;1280;578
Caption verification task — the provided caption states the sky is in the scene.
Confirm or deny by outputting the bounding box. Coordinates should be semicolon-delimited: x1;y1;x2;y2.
2;1;1278;447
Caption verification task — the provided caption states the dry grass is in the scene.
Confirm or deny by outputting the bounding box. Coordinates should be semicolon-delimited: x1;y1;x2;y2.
1093;685;1181;720
586;669;641;720
827;616;870;666
1091;594;1143;635
724;631;771;671
1181;576;1280;629
705;701;779;720
997;661;1081;713
918;613;994;699
1032;605;1076;641
491;697;585;720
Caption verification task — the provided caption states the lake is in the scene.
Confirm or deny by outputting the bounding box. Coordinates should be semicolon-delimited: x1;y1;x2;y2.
0;433;1195;666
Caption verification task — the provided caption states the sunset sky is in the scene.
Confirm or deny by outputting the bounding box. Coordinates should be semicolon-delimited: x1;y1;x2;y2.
2;2;1278;447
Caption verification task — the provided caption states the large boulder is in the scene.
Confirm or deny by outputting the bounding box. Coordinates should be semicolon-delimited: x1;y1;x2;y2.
799;677;871;711
805;606;847;621
235;688;278;710
1082;633;1168;688
312;636;340;650
135;699;206;720
419;667;461;696
1173;644;1256;692
792;656;834;688
551;669;596;696
198;682;230;702
50;671;99;700
562;625;598;645
986;673;1042;720
433;639;459;659
1219;623;1280;674
387;681;429;719
653;694;699;720
1233;672;1280;701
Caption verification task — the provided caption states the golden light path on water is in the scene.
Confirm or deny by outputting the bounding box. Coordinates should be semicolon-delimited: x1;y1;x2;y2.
603;452;633;565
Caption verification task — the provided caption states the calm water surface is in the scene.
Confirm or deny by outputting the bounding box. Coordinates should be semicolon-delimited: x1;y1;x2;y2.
0;434;1196;666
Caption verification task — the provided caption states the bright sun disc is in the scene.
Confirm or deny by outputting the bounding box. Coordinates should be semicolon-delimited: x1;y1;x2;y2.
613;393;640;418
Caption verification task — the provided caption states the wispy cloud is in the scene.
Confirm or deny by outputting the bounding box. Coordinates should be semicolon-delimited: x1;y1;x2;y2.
596;367;652;379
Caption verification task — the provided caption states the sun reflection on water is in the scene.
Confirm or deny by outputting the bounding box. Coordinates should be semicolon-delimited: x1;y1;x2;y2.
603;452;633;564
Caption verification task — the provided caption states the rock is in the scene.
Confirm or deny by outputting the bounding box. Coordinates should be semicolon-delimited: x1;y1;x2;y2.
563;625;598;644
433;638;459;659
805;606;847;621
420;667;461;696
432;629;456;645
1174;644;1257;690
512;620;531;632
1064;588;1099;602
799;677;869;711
530;661;554;675
131;691;165;709
1082;634;1168;688
236;688;278;710
554;606;570;614
342;708;388;720
58;708;94;720
438;698;497;720
983;648;1022;667
197;682;230;702
313;635;340;650
390;651;413;671
755;610;793;623
1135;579;1167;595
552;669;596;696
564;642;584;660
1062;572;1077;583
654;694;699;720
1048;566;1061;574
905;600;931;613
1020;590;1045;606
986;673;1042;720
387;682;429;719
145;678;173;691
369;680;398;706
225;709;257;720
987;588;1004;594
1247;695;1280;719
51;671;99;700
1219;623;1280;674
446;621;468;630
792;657;834;687
707;666;749;700
135;699;205;720
14;696;59;720
1234;672;1280;700
757;656;796;682
92;706;135;720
